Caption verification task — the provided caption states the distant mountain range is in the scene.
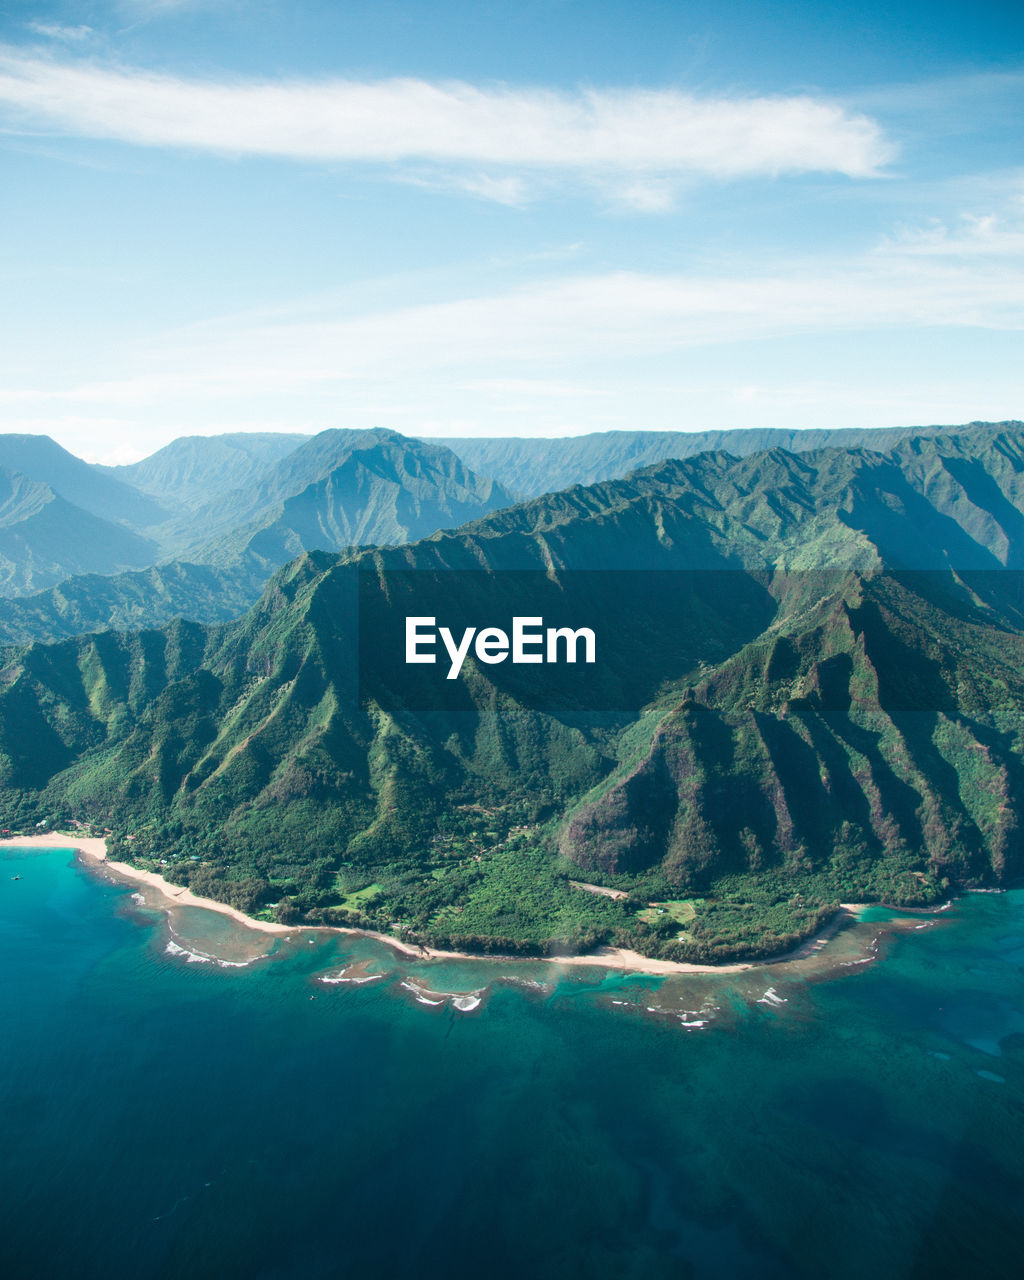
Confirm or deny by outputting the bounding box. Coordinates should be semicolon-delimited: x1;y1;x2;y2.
162;427;518;565
5;425;1024;960
427;422;1023;496
0;561;265;649
100;431;312;509
0;428;517;639
0;434;167;529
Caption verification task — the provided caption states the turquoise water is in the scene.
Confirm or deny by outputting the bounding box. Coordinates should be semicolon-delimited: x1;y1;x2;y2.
2;850;1023;1279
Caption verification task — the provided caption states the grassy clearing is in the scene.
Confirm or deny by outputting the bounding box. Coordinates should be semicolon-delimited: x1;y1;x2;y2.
338;881;383;909
638;899;698;929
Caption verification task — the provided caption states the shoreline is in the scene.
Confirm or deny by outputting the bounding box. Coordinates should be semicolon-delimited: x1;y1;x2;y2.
1;833;295;935
1;831;894;977
0;832;436;958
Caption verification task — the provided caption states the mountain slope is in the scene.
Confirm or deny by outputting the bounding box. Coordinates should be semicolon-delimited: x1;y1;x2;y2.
154;427;519;564
0;468;159;597
560;571;1024;922
0;428;517;641
0;560;267;647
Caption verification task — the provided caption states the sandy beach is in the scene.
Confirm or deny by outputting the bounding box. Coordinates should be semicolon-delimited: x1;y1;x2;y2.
542;946;752;974
1;832;294;936
2;830;857;976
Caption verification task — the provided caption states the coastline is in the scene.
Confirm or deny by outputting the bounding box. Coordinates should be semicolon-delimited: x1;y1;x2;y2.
1;833;294;935
3;830;868;977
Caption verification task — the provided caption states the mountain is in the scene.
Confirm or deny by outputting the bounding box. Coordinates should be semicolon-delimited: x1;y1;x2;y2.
0;434;167;529
0;468;159;597
160;427;520;564
6;429;1024;960
0;428;517;641
101;432;312;509
431;420;1023;496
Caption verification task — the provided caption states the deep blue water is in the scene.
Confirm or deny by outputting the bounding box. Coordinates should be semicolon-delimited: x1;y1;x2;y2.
2;848;1023;1280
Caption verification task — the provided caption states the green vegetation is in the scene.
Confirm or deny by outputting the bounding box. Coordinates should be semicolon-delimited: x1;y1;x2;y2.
0;561;265;647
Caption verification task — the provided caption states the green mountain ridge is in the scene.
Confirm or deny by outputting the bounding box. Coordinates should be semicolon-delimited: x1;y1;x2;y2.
560;571;1024;904
1;418;1017;635
5;429;1024;960
0;560;266;649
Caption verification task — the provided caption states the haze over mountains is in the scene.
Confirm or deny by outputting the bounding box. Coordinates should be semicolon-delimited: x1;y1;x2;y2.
0;428;518;641
0;468;157;597
0;434;167;529
427;422;1020;496
0;435;167;595
4;422;1024;958
165;428;518;566
101;432;312;509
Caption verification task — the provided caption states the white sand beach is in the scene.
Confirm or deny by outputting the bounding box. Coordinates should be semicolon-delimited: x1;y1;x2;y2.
1;832;295;934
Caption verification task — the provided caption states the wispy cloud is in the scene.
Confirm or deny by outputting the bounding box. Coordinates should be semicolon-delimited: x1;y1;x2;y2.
151;212;1024;385
880;202;1024;257
0;47;894;206
5;216;1024;413
401;169;534;207
115;0;209;12
26;24;94;43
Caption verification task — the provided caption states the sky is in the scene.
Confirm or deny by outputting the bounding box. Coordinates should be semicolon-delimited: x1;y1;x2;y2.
1;1;1023;463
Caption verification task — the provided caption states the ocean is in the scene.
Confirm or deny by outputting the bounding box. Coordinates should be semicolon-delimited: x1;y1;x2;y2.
2;845;1022;1279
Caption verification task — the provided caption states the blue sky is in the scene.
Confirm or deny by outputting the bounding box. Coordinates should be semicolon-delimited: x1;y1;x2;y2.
1;0;1022;462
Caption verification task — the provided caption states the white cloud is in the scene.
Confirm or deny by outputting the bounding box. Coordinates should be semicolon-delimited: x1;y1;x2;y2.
115;1;208;12
454;173;532;205
0;47;894;206
402;170;534;206
602;178;679;212
880;208;1024;257
457;379;607;399
93;441;147;465
26;24;93;42
163;244;1023;388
